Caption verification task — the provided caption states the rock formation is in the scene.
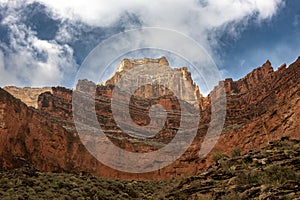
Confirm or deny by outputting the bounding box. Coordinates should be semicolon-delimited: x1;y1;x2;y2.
3;86;51;108
1;56;300;180
103;57;201;105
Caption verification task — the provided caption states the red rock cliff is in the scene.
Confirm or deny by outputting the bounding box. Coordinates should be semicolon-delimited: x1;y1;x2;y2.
1;56;300;180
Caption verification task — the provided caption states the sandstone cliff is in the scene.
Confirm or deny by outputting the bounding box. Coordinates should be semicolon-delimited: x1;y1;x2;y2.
0;56;300;180
3;86;52;108
103;57;202;105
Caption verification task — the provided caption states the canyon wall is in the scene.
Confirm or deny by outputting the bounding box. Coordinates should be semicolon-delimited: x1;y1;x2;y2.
1;56;300;180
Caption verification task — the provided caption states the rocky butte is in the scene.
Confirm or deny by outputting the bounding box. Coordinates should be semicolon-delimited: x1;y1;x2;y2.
0;56;300;180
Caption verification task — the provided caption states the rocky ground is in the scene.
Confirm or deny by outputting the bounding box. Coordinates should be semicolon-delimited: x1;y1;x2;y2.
166;137;300;199
1;137;299;200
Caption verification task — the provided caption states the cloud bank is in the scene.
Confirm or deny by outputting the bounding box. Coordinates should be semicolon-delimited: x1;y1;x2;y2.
0;0;284;87
0;0;77;86
33;0;283;26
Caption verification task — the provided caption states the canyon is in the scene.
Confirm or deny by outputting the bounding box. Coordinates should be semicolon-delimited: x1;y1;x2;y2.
0;56;300;180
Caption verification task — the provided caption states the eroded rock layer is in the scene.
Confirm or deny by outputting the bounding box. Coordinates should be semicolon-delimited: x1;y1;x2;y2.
3;86;52;108
1;56;300;180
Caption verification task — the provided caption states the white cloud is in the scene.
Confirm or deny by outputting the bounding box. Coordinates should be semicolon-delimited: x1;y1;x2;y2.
36;0;284;59
0;0;284;88
0;0;285;41
33;0;283;30
0;50;17;86
0;3;77;87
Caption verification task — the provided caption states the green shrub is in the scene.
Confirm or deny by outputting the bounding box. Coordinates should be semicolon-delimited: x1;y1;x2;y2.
212;151;229;163
235;166;299;186
230;147;242;157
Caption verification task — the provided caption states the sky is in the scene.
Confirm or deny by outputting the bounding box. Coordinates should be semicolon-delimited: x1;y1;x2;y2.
0;0;299;93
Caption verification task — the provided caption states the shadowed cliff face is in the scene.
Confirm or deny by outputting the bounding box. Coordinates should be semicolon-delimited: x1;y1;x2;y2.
214;58;300;156
1;56;300;180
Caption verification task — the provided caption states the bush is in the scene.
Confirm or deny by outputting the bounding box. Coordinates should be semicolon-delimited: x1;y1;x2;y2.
212;152;229;163
235;166;299;186
230;147;242;157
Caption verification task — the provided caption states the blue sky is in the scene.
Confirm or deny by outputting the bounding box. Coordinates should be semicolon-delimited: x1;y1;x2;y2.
0;0;298;93
218;0;300;80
